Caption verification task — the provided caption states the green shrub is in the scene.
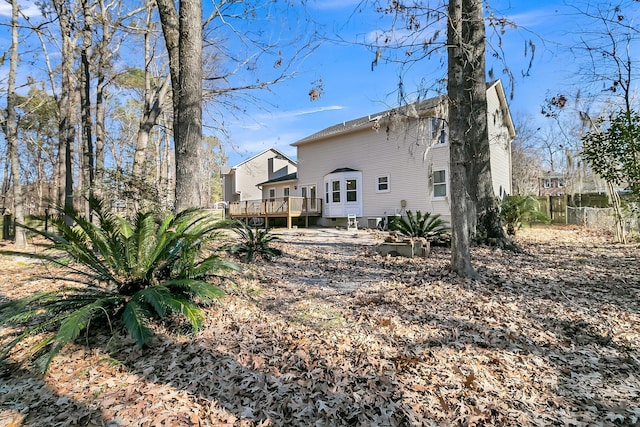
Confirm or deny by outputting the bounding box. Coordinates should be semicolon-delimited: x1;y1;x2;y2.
225;220;282;262
0;198;237;372
389;210;450;242
499;195;549;235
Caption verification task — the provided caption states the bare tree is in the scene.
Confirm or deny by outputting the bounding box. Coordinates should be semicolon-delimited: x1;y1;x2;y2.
155;0;319;212
511;118;543;195
80;0;95;218
546;0;640;242
447;0;474;276
364;0;521;274
131;0;172;190
4;0;27;247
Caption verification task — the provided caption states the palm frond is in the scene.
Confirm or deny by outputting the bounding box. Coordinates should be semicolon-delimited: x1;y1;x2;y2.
191;255;240;277
163;278;225;303
134;285;172;317
226;220;282;262
163;295;205;333
3;198;233;371
390;210;450;241
122;301;154;347
33;299;111;372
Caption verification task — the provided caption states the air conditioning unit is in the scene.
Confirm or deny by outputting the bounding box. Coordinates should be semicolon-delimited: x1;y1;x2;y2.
368;217;383;229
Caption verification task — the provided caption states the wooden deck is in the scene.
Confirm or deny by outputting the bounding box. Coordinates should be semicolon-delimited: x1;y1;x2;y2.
228;197;322;228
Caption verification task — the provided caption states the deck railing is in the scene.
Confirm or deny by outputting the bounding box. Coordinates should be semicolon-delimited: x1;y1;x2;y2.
228;197;322;221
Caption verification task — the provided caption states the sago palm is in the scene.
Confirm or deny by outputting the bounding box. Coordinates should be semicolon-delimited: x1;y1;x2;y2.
225;220;282;262
389;210;450;241
499;195;549;235
0;198;237;372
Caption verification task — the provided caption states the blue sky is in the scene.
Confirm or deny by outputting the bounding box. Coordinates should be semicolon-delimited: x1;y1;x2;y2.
221;0;639;166
0;0;636;168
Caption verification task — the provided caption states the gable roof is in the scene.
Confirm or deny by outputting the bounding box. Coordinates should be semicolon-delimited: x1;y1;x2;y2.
257;172;298;186
292;95;446;147
227;147;296;170
292;79;516;146
488;79;516;139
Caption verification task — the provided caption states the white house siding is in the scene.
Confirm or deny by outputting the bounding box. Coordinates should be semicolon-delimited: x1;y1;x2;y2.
261;181;294;200
222;170;236;202
293;80;514;228
296;119;452;226
234;152;272;201
486;83;514;198
223;149;297;202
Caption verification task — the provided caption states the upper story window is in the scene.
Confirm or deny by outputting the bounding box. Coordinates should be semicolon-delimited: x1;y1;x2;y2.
431;117;447;145
376;175;390;193
433;170;447;198
283;187;290;197
268;188;276;200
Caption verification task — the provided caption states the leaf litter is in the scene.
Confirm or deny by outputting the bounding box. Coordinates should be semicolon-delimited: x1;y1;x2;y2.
0;225;638;426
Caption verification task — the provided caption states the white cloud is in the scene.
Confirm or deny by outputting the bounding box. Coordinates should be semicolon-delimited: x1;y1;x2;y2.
264;105;345;120
0;1;41;18
226;131;302;165
233;105;344;131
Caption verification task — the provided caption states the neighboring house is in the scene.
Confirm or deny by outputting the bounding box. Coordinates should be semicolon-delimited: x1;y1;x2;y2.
538;169;611;197
538;171;566;196
221;148;297;202
261;79;514;228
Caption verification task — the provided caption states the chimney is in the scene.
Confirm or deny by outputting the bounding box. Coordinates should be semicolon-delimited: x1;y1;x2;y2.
268;157;274;179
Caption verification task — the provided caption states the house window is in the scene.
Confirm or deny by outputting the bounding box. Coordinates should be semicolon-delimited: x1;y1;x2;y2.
325;182;329;203
269;189;276;200
332;180;341;203
376;175;390;193
543;179;551;188
283;187;290;197
433;170;447;198
323;170;363;217
431;118;447;145
346;179;357;202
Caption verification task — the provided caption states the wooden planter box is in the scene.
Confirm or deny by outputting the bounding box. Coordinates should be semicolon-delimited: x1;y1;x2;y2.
375;239;430;258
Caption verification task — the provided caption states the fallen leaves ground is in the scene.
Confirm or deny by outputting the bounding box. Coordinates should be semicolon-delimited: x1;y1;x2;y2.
0;225;638;426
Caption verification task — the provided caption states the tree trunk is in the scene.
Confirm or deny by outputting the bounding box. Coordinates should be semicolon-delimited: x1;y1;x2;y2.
461;0;511;248
0;124;10;212
7;0;26;248
174;0;203;211
156;0;202;212
94;0;109;203
53;0;76;221
155;0;180;115
447;0;475;277
161;112;174;211
81;0;95;218
95;74;106;201
132;3;172;206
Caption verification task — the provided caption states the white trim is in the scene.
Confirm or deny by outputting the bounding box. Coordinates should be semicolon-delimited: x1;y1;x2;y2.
430;117;448;146
323;170;363;217
432;169;447;199
376;175;391;193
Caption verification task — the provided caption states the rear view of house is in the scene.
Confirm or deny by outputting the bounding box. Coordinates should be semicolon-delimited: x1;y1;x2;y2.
286;80;515;228
221;148;296;203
